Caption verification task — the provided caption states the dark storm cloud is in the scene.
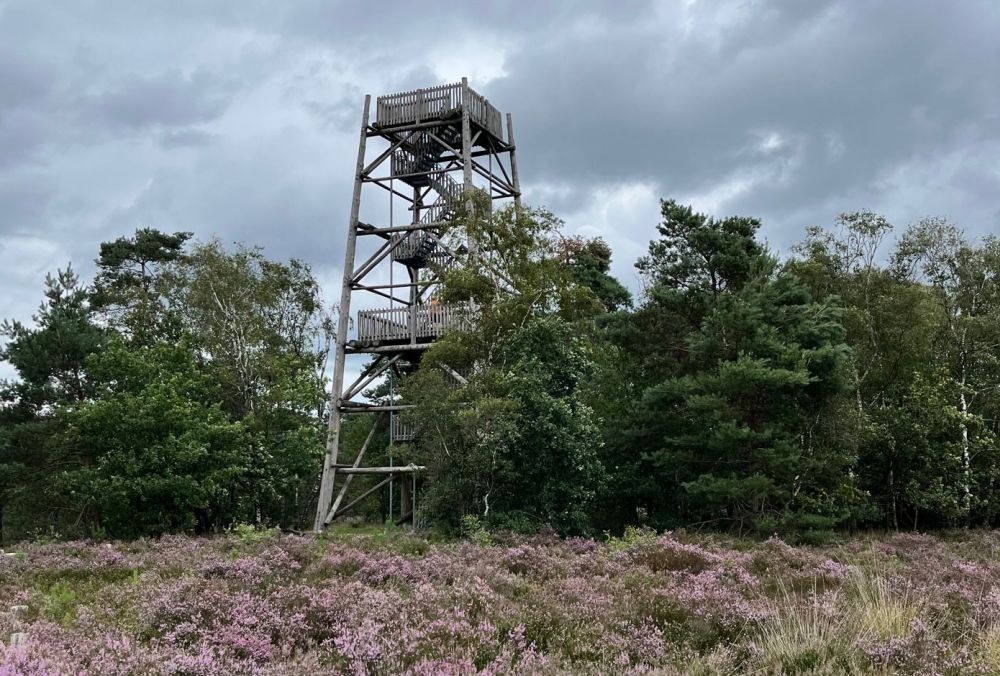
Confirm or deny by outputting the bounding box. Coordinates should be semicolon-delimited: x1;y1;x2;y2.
487;2;1000;233
1;0;999;381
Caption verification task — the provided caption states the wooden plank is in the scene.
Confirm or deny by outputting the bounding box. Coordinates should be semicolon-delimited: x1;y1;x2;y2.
340;403;416;412
343;355;401;401
440;363;468;385
356;301;475;342
356;221;453;235
350;237;395;283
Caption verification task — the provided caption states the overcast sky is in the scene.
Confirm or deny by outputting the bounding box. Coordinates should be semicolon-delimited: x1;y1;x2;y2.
2;1;999;379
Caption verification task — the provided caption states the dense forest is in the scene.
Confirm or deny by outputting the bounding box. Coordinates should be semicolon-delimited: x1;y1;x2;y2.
3;199;999;543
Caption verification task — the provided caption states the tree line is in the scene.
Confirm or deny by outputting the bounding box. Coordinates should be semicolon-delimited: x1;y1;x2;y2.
0;231;332;541
2;199;999;542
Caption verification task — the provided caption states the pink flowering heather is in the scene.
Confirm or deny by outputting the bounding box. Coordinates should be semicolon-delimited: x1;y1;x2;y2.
1;530;1000;673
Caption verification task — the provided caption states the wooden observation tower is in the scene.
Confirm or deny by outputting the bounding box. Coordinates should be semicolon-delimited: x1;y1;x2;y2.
314;79;521;531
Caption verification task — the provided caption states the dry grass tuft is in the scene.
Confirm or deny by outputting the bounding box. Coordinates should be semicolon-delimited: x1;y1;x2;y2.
850;568;924;640
977;624;1000;672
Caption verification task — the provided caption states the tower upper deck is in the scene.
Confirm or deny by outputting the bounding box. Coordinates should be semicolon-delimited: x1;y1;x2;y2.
374;82;504;142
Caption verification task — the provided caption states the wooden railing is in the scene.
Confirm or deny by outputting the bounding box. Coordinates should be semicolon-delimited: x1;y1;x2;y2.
390;148;424;178
390;234;454;268
390;413;418;442
428;172;462;204
391;231;428;261
419;173;462;225
390;232;448;262
376;82;503;141
356;301;475;343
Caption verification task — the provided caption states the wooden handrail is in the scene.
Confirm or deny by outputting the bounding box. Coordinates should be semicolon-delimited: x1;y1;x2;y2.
376;83;503;140
356;301;476;343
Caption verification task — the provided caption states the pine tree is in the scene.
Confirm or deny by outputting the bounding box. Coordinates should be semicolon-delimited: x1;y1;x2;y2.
613;200;855;537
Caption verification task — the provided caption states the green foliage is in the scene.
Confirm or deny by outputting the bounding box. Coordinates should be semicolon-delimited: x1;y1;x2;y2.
1;267;105;409
7;197;1000;542
41;580;79;625
637;198;763;296
161;240;331;527
603;199;856;537
227;522;279;545
794;212;1000;529
91;228;191;343
408;204;607;535
1;230;331;542
412;313;606;535
0;268;106;540
604;525;658;552
558;236;632;311
65;339;250;538
461;515;492;546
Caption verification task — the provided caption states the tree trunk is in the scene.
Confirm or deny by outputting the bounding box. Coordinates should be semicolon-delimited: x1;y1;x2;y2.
889;467;898;531
959;354;972;522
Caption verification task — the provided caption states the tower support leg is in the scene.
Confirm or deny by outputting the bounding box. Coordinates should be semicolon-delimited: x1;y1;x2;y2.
506;113;522;208
314;95;371;532
460;78;476;256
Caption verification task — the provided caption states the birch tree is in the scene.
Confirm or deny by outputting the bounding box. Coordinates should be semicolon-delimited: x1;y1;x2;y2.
894;220;1000;521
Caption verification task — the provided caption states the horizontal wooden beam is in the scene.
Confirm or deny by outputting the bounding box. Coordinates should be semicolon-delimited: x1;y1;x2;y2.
340;403;416;413
338;465;426;475
367;124;513;152
345;343;432;354
357;221;450;235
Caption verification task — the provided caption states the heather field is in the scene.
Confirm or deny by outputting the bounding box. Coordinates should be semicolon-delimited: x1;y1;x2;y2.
2;529;1000;674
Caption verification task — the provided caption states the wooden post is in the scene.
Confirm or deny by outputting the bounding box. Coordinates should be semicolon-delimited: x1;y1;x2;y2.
314;94;371;532
409;185;420;345
460;77;476;255
506;113;521;209
400;477;411;522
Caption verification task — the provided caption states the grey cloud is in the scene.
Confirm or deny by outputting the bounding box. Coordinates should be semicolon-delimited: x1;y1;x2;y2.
302;94;364;134
0;49;53;110
276;0;649;47
0;0;998;337
0;171;54;235
0;109;50;170
480;1;999;245
158;128;217;149
89;69;238;131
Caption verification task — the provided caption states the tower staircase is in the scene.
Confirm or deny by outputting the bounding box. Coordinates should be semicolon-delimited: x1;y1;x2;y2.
392;163;464;268
391;125;463;187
